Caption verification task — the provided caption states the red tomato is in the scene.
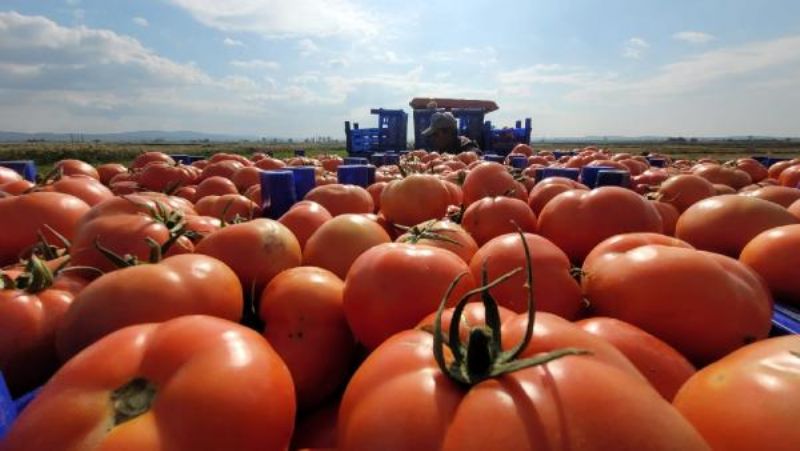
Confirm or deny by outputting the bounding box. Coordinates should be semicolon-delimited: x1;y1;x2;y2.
582;232;694;277
278;200;333;249
778;164;800;187
195;175;239;199
675;194;798;257
130;151;175;169
693;164;752;190
302;213;391;279
650;200;680;236
673;335;800;451
790;198;800;220
255;157;288;170
195;218;301;294
577;317;696;401
396;219;478;263
741;185;800;207
54;159;99;180
208;152;252;166
137;162;198;192
538;187;663;264
461;162;517;205
0;166;22;184
4;315;295;451
740;224;800;307
736;158;769;183
657;174;716;213
469;233;583;318
259;267;356;411
194;193;261;223
0;192;90;267
0;259;86;396
198;160;245;181
768;160;800;180
96;163;127;186
583;243;773;364
55;254;243;360
527;177;588;216
231;166;262;193
343;243;475;349
339;302;706;450
0;179;34;196
380;174;450;227
461;196;537;246
183;214;222;242
38;175;114;206
304;184;374;217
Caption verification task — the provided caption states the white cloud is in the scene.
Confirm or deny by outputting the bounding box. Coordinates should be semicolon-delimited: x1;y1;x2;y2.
132;17;149;27
673;31;715;44
427;46;498;67
497;64;606;86
223;37;244;47
230;59;280;70
297;38;319;57
167;0;379;38
373;50;412;64
623;37;649;59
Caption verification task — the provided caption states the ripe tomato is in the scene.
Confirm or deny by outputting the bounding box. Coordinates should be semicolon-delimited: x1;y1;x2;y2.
650;200;680;236
0;259;86;396
0;192;90;266
692;164;752;190
255;157;288;170
538;187;663;264
741;185;800;207
736;158;769;183
396;219;478;263
768;159;800;180
657;174;716;212
0;166;22;184
461;162;518;205
302;214;391;279
339;301;707;450
673;335;800;451
96;163;127;186
231;166;262;193
198;160;245;181
790;198;800;220
259;267;356;411
527;176;588;216
0;179;34;196
38;175;114;206
778;164;800;187
675;194;798;257
304;184;374;217
469;233;582;318
137;162;198;192
461;196;537;246
343;243;475;349
4;315;295;451
195;218;301;294
583;243;773;364
380;174;450;227
366;181;387;212
208;152;252;166
740;224;800;306
278;200;333;249
55;254;243;359
194;193;261;223
582;233;693;275
195;175;239;199
576;317;696;401
54;159;99;180
130;151;175;169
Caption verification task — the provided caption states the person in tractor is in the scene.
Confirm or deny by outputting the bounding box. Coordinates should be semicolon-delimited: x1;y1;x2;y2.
422;111;480;154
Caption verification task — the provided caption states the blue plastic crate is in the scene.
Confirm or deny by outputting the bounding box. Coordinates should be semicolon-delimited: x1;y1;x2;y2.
259;170;297;219
0;160;37;182
1;372;15;439
540;168;580;181
772;304;800;335
483;118;532;155
580;166;616;188
596;170;631;188
346;109;408;155
337;165;370;188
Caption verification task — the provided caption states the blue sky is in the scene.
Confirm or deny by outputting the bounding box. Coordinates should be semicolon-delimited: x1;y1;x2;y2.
1;0;799;138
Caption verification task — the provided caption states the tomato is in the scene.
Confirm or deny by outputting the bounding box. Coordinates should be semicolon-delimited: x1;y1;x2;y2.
277;201;332;250
54;159;99;180
195;218;301;294
0;192;90;267
741;185;800;207
650;200;680;236
0;179;34;196
778;164;800;187
255;157;288;170
4;315;295;451
0;258;86;396
302;214;391;279
735;158;769;183
790;198;800;220
173;185;197;203
38;175;114;206
109;180;141;195
321;156;343;172
396;219;478;263
582;232;694;276
194;193;261;223
712;183;736;195
768;159;800;180
339;300;707;450
657;174;716;212
461;162;517;205
0;166;22;184
195;175;239;199
673;335;800;451
692;164;752;190
183;214;222;242
55;254;243;360
461;196;537;246
469;233;582;318
231;166;262;193
96;163;127;186
343;243;475;350
365;181;386;212
538;187;663;264
304;184;374;217
198;160;245;181
131;151;175;169
527;177;588;216
259;267;356;411
583;243;773;364
208;152;252;166
137;162;199;192
740;224;800;307
675;194;798;257
380;174;450;227
576;317;696;401
510;143;534;156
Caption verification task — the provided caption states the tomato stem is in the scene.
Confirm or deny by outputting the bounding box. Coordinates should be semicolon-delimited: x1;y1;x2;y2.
110;378;157;427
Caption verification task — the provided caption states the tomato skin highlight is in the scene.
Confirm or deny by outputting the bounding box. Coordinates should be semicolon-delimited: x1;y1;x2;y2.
3;315;296;451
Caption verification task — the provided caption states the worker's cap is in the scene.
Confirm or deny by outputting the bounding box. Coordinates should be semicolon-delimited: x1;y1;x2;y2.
422;112;458;136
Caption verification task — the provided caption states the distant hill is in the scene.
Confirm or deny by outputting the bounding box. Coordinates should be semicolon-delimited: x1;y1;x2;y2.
0;130;261;143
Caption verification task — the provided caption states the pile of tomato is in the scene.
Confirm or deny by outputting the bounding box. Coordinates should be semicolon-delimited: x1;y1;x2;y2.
0;144;798;450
